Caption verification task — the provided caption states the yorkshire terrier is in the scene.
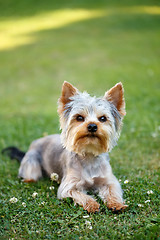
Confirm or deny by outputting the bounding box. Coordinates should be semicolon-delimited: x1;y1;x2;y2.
2;81;128;213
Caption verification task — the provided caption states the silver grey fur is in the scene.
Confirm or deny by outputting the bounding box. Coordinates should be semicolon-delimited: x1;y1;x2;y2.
19;134;110;181
18;81;127;212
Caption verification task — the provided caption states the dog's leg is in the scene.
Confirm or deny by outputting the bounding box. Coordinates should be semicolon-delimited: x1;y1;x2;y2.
68;189;100;213
98;173;128;212
57;176;100;213
18;150;42;182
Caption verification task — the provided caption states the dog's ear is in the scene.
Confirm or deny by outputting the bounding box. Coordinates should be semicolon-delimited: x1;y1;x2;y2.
104;82;126;116
58;81;77;114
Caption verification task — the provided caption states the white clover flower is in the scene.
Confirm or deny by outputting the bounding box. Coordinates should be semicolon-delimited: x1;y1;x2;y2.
32;192;38;198
114;217;117;219
83;215;90;218
50;172;59;182
22;202;26;207
43;132;48;137
151;132;157;138
124;180;129;184
138;204;144;207
9;197;18;203
147;190;153;195
85;220;92;230
130;128;135;133
145;200;150;203
49;186;55;190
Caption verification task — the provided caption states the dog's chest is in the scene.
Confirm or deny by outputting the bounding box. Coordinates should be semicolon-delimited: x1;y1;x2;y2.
81;156;107;188
83;162;103;178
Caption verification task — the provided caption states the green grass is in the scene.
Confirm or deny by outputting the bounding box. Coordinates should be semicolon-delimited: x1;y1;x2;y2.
0;0;160;239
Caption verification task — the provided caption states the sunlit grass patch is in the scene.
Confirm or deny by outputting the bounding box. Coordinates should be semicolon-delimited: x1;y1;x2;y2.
1;5;160;50
0;9;105;50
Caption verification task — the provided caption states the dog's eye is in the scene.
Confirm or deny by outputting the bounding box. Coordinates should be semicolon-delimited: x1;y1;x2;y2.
76;115;85;122
98;116;107;122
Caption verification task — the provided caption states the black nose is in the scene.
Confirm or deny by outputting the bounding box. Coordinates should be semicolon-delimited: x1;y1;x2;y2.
87;123;98;133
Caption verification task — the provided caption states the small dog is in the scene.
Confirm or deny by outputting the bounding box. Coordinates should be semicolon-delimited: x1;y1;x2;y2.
3;81;128;213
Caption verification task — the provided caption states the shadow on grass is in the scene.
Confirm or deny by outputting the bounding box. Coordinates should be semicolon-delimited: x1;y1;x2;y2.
0;0;157;18
0;0;160;52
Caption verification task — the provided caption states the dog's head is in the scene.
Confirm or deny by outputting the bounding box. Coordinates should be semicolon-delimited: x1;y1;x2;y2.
58;81;126;157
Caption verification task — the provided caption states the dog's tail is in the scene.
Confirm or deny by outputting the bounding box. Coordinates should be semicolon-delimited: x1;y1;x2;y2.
1;146;25;163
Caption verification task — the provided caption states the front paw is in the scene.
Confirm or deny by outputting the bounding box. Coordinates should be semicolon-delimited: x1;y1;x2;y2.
107;202;128;213
84;200;100;213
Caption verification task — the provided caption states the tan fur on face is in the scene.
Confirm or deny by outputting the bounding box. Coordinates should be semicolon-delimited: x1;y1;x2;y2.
65;120;109;156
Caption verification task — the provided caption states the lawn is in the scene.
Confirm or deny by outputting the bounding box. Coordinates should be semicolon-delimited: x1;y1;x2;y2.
0;0;160;239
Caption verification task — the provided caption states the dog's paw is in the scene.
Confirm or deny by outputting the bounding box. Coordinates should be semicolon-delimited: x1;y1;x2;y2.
107;202;128;213
23;179;36;183
84;200;100;213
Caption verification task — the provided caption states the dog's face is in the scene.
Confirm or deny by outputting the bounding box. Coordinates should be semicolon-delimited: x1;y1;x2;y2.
58;82;126;156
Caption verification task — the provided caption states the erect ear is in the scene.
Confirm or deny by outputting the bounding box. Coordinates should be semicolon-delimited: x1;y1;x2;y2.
104;82;126;116
58;81;78;114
